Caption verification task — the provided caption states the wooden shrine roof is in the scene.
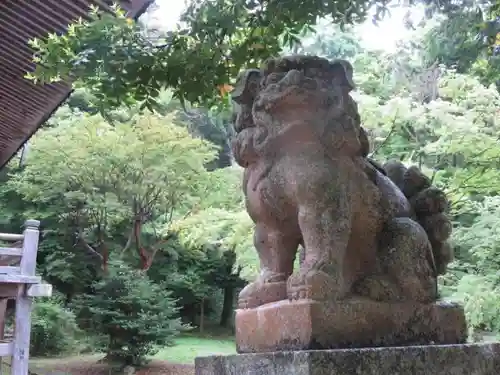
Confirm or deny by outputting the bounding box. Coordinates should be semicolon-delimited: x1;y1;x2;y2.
0;0;153;168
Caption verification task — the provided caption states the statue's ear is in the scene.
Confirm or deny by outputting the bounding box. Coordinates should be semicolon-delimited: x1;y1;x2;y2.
330;59;355;92
231;69;262;105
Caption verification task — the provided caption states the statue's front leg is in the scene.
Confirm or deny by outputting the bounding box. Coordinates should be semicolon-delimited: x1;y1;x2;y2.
238;223;300;309
288;184;352;301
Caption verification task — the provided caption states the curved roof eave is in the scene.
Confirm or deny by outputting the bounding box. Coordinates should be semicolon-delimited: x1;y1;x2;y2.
0;0;154;169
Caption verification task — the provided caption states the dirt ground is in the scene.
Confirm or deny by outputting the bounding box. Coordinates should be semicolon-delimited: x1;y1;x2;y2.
29;358;195;375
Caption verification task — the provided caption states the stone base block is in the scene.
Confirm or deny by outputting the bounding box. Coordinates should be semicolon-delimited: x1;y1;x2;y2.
235;298;467;353
195;344;500;375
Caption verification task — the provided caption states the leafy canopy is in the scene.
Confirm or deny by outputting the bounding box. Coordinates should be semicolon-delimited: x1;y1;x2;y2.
26;1;499;111
8;113;216;217
6;112;218;271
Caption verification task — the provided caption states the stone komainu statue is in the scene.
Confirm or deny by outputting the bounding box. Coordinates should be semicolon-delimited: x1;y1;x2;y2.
231;55;466;352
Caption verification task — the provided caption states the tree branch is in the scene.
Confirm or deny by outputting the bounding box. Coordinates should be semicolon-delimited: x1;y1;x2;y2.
133;219;149;269
120;226;135;258
77;233;103;262
368;112;399;158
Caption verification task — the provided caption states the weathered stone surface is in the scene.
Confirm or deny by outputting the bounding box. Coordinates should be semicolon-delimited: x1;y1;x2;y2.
230;55;464;350
235;299;467;353
195;344;500;375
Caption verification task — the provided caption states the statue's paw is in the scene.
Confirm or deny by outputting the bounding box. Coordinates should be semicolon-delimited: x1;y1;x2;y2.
411;187;449;216
287;270;346;301
286;285;308;300
238;280;287;309
286;271;307;300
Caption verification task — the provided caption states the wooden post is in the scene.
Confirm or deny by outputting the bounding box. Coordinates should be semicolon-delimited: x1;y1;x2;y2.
11;220;39;375
0;298;8;341
0;298;6;375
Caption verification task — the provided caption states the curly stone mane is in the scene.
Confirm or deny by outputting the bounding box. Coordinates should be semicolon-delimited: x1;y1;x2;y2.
232;55;367;159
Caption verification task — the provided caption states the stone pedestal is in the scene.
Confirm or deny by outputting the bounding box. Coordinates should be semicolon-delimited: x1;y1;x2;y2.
195;344;500;375
235;299;467;353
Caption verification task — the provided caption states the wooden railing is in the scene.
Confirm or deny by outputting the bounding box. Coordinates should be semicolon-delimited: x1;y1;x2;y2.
0;220;52;375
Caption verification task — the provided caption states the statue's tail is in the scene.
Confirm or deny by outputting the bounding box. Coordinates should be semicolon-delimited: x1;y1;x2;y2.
382;160;454;276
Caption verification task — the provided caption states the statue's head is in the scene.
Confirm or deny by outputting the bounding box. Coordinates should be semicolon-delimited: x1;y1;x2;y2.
260;56;354;124
231;56;359;132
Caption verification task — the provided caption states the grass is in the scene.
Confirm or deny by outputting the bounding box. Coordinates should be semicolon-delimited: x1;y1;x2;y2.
22;334;236;375
154;336;236;364
29;354;102;367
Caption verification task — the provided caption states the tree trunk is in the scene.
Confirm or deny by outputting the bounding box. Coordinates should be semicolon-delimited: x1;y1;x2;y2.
199;298;205;334
100;243;108;272
64;292;73;306
133;219;159;271
220;286;234;328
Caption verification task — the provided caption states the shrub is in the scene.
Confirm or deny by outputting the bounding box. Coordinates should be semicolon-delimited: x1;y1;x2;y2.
449;274;500;340
30;300;80;356
73;260;183;366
